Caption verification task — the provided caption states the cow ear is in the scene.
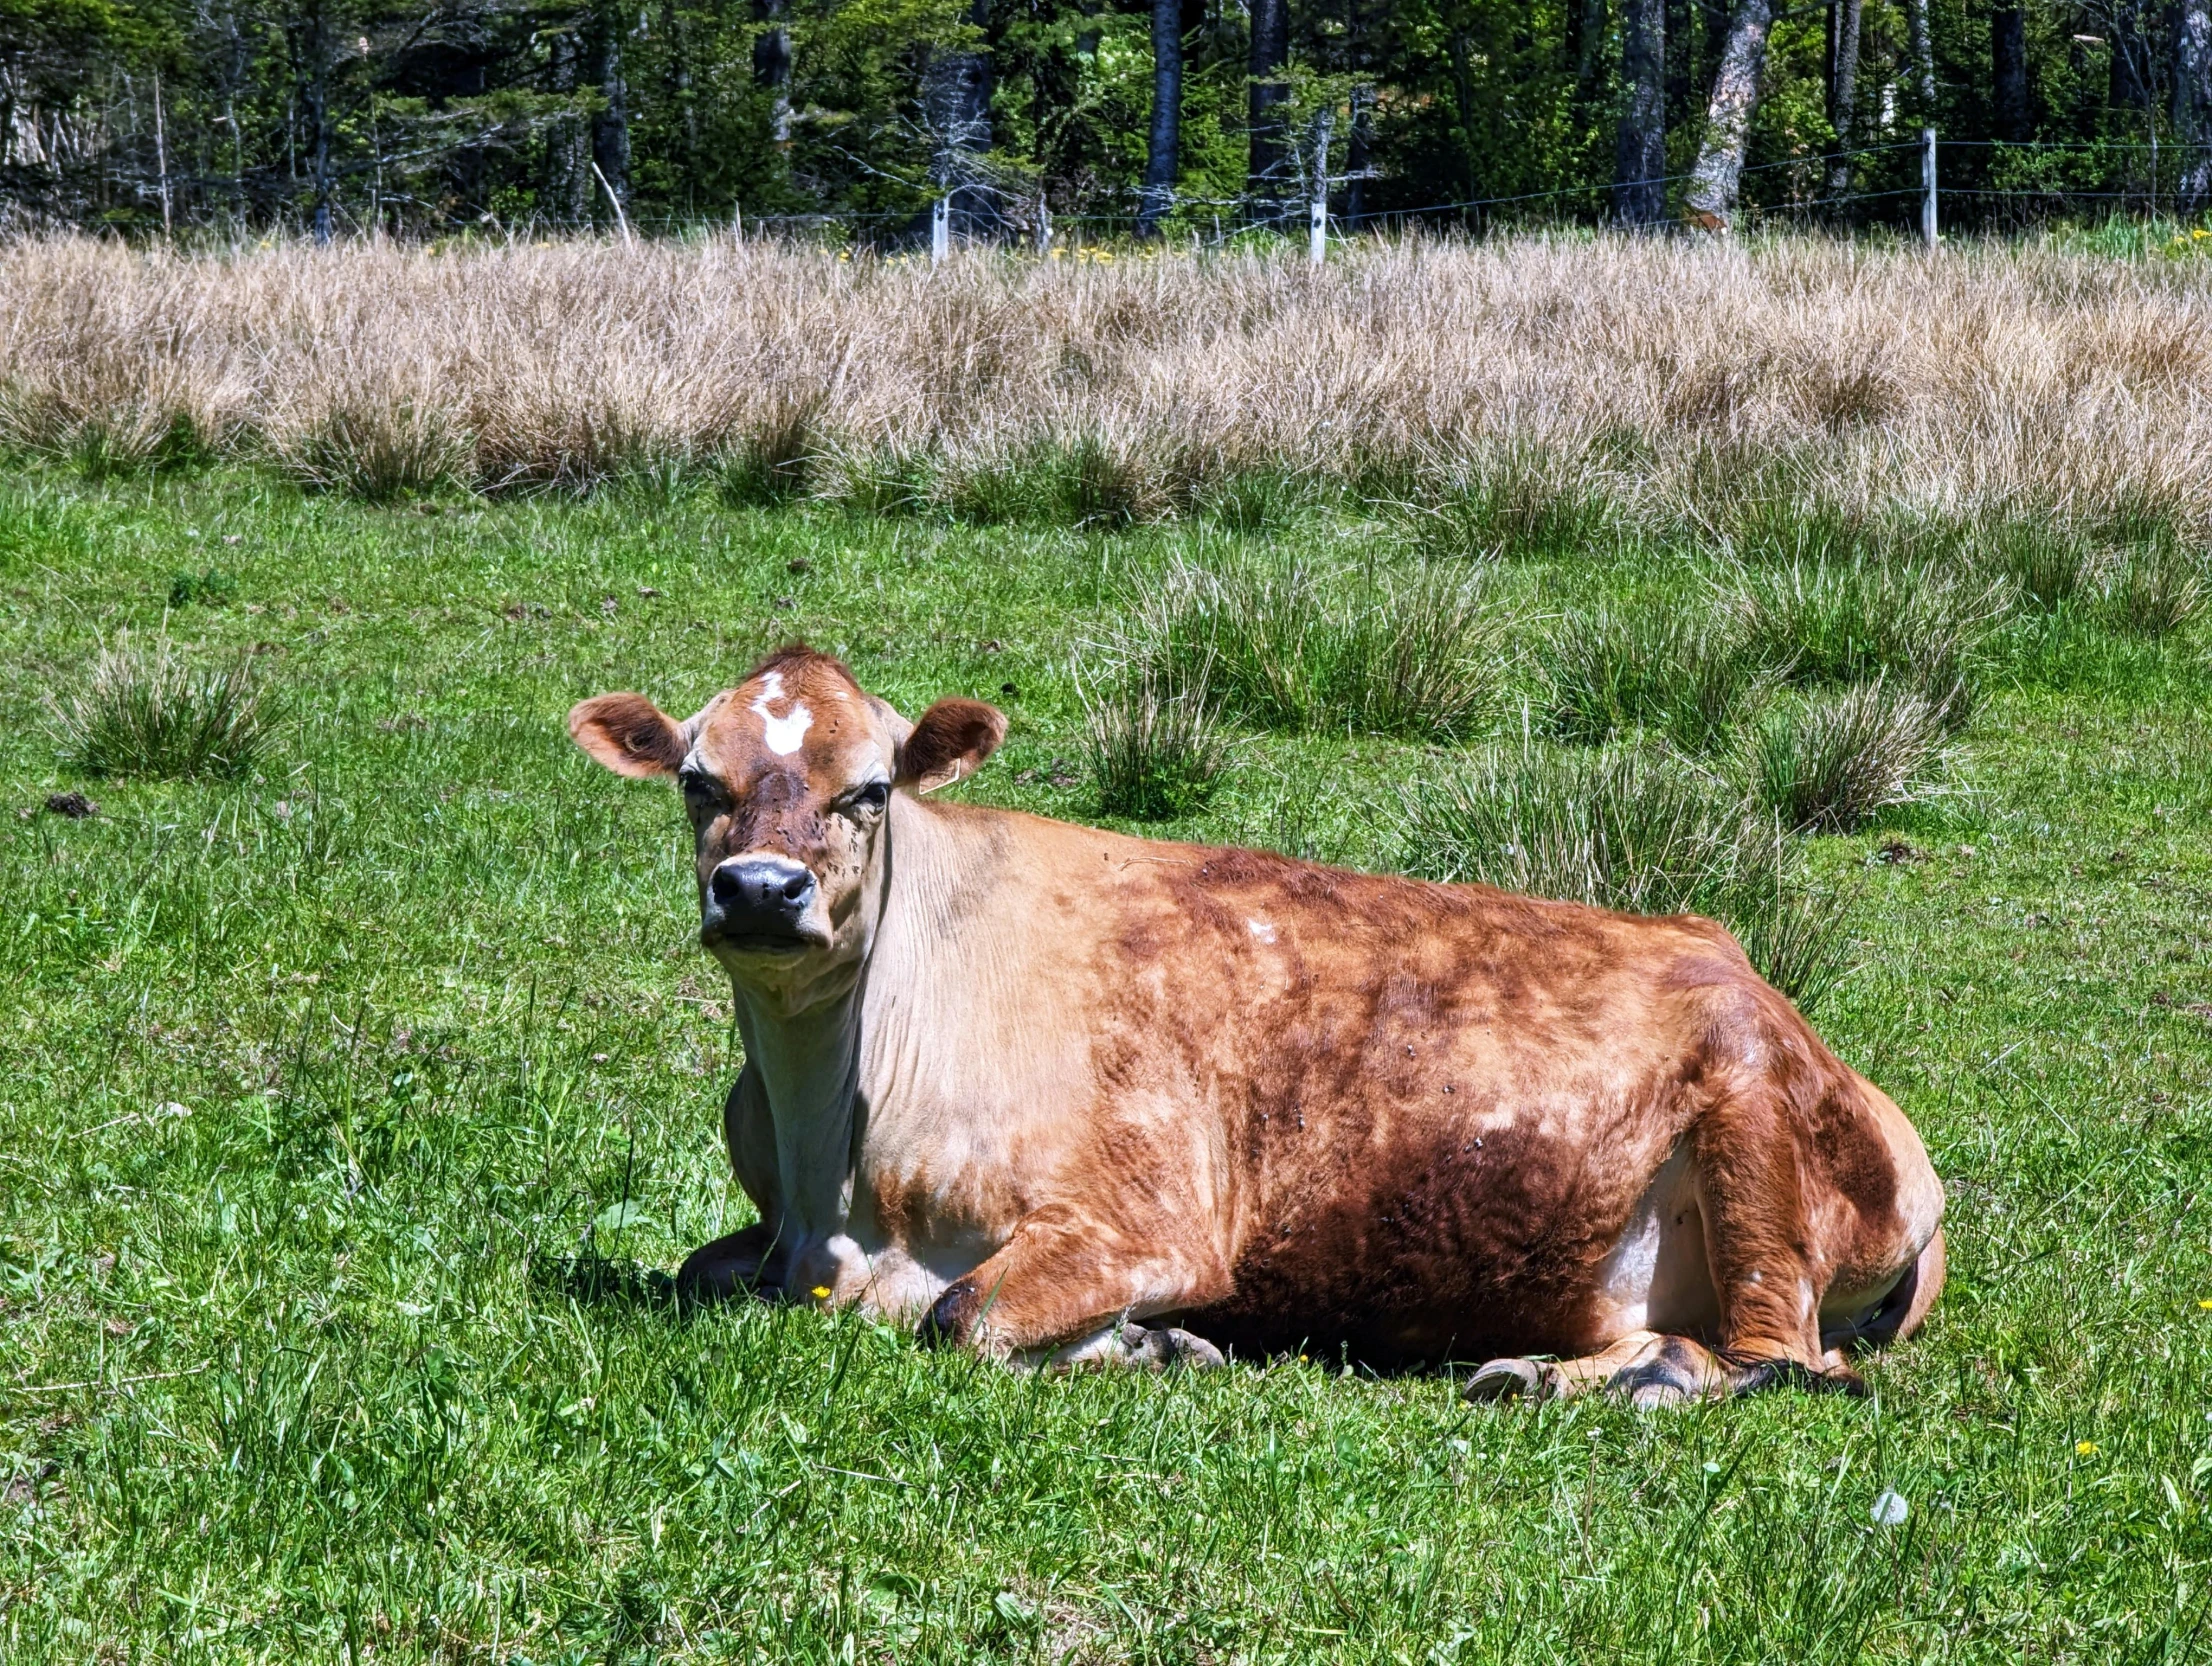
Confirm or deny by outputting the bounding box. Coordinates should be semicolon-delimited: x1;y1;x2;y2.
569;693;687;780
897;698;1006;794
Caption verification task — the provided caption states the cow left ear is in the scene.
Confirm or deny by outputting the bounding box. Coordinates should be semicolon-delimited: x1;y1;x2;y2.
897;698;1006;794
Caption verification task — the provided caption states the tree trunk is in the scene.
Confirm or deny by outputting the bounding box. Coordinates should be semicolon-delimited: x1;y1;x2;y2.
1684;0;1771;230
1138;0;1182;234
754;0;792;145
1613;0;1666;227
2178;0;2212;207
1247;0;1290;224
1908;0;1937;116
1826;0;1861;202
306;0;333;242
587;0;629;211
2109;4;2150;110
1449;27;1483;216
924;0;995;237
1991;6;2030;141
1344;83;1371;226
546;29;592;224
1572;0;1607;112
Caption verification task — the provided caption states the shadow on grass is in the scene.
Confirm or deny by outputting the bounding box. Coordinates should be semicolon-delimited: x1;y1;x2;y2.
530;1251;682;1314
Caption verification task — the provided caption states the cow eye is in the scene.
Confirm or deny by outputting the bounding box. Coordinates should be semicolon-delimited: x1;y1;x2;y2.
677;768;723;807
850;781;890;814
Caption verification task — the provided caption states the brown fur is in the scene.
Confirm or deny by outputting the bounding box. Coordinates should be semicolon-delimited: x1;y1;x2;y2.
571;650;1946;1395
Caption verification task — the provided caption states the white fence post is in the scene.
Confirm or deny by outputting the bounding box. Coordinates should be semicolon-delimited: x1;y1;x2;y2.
1921;127;1937;249
1309;110;1332;265
932;195;951;264
1035;189;1051;254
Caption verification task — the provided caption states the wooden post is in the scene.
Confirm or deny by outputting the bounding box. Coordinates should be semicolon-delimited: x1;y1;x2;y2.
932;195;951;264
1035;188;1051;254
1920;126;1937;248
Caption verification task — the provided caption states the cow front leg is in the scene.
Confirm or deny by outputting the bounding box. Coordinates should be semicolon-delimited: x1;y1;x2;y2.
916;1204;1230;1371
674;1222;779;1305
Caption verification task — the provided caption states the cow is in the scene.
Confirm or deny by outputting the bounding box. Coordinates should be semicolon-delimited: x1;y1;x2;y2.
567;645;1945;1403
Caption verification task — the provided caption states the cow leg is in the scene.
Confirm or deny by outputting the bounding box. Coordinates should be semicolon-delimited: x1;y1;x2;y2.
916;1205;1229;1371
674;1222;779;1305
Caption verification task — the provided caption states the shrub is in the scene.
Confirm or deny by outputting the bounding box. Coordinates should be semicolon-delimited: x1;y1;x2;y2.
1743;559;2006;731
1541;602;1774;753
1750;681;1944;834
1081;662;1227;821
50;636;276;780
167;568;239;609
1400;743;1853;1010
1126;554;1508;741
2111;541;2208;638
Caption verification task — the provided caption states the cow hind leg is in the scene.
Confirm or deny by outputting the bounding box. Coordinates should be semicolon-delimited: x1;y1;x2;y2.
917;1204;1230;1371
1464;1331;1867;1408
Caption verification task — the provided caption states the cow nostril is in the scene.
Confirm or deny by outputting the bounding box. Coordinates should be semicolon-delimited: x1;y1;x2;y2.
710;866;743;907
781;871;812;902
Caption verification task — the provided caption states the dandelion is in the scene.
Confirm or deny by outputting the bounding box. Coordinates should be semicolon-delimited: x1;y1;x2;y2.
1870;1489;1909;1526
810;1285;833;1300
2198;1298;2212;1310
2076;1440;2100;1456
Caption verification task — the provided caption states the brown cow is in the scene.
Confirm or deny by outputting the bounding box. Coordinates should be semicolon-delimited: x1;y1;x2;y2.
569;646;1944;1402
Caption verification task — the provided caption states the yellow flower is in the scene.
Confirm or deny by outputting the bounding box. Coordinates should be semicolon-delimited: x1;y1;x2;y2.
2197;1298;2212;1310
2076;1440;2100;1456
811;1285;833;1300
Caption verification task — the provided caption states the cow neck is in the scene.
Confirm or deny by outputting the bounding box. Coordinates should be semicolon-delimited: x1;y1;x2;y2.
729;981;863;1242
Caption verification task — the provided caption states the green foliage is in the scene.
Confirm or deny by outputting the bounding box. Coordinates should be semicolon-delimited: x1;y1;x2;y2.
1541;600;1775;752
1749;679;1946;834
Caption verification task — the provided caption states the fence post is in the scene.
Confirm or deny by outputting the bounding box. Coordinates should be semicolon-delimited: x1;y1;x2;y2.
1309;109;1332;265
1035;189;1051;254
932;195;951;265
1920;127;1937;249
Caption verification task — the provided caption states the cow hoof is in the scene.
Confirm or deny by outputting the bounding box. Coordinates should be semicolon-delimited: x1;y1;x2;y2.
1125;1325;1226;1371
1463;1357;1549;1403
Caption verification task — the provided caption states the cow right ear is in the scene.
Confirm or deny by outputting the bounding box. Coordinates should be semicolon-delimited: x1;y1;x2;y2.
568;693;687;780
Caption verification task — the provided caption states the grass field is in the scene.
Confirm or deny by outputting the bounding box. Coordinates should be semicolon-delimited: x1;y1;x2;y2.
4;441;2212;1661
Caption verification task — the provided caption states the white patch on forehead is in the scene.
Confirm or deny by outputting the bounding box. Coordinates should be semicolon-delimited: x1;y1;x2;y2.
1246;917;1276;944
748;670;813;757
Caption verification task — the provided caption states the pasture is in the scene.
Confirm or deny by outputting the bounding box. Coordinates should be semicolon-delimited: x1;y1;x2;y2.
3;236;2212;1662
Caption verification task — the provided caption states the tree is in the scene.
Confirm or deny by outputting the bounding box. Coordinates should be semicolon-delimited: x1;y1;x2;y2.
1137;0;1180;234
1684;0;1773;230
1613;0;1665;225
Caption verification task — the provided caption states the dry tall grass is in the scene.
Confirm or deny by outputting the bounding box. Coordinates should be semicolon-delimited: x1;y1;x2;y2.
3;233;2210;529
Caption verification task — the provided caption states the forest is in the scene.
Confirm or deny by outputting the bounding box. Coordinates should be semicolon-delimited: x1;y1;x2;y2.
1;0;2209;240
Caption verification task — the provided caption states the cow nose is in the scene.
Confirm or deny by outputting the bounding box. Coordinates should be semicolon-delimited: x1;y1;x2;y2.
708;856;818;937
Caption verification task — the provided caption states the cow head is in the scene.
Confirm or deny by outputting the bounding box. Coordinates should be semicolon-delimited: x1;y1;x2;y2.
568;647;1004;1008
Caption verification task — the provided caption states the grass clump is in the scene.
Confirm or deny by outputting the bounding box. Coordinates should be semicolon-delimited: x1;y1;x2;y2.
1412;448;1622;562
1979;521;2108;613
1126;554;1508;741
2111;540;2209;638
49;635;276;779
1080;661;1228;821
276;401;471;501
1541;601;1774;752
1401;744;1853;1009
1750;680;1945;833
1743;559;2007;730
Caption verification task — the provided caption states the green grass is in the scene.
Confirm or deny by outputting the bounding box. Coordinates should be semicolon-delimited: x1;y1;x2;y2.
4;470;2212;1662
